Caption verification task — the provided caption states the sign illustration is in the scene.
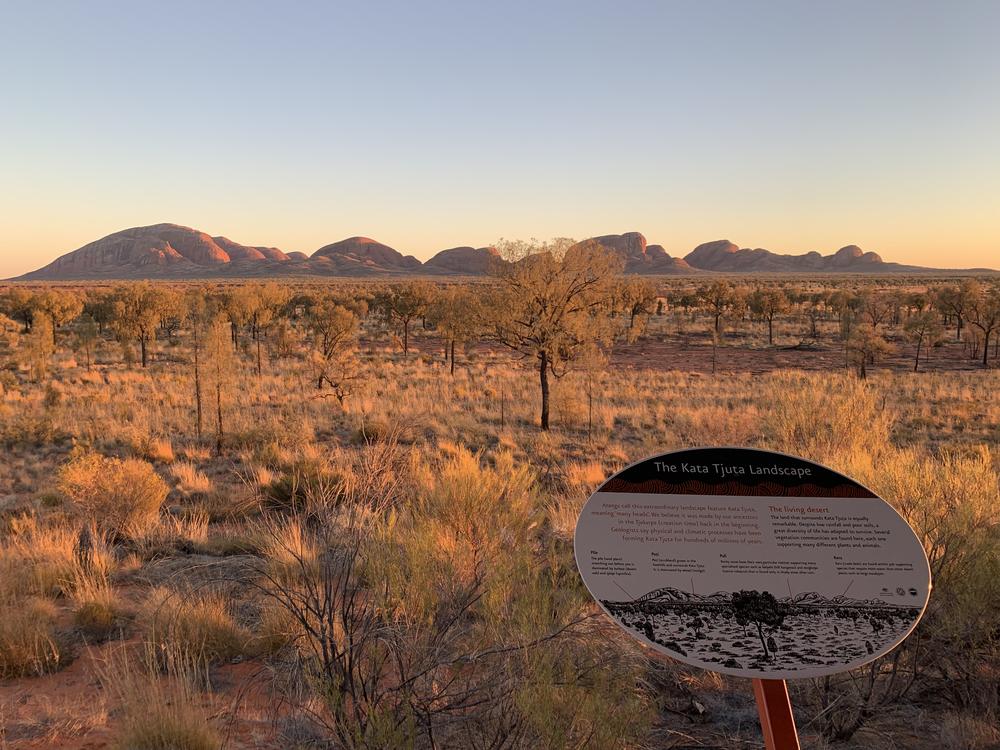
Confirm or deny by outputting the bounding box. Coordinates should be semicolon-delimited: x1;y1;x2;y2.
575;447;931;680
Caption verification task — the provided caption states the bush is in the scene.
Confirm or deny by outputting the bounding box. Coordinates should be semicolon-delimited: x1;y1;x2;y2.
0;597;62;677
102;644;219;750
58;453;168;538
143;587;248;664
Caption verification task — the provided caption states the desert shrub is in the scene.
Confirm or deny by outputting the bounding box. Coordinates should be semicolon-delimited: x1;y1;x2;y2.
859;446;1000;708
765;372;894;467
169;461;212;495
142;586;248;664
74;579;126;641
804;445;1000;739
0;597;63;677
0;405;65;447
101;643;219;750
58;452;168;538
259;517;320;585
0;515;115;599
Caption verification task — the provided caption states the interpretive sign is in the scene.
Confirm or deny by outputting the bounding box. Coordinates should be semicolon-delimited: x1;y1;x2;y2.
575;447;931;680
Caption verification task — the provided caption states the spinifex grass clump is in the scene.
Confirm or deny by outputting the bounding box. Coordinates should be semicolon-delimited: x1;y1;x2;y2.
99;642;219;750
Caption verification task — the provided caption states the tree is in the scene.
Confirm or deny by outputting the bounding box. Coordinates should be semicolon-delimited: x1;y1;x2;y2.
828;290;859;326
373;282;434;354
697;281;735;337
613;278;658;343
83;291;115;335
2;288;36;332
184;290;211;440
904;311;944;372
859;291;895;331
203;315;236;454
846;327;895;379
967;284;1000;367
73;314;100;369
33;289;83;345
110;284;171;368
749;288;790;345
21;312;55;381
731;590;786;660
428;285;485;375
307;298;360;403
935;280;977;342
220;286;254;349
489;238;622;430
245;283;292;376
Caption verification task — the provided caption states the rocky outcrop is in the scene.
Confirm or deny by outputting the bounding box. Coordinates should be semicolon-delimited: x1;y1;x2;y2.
424;246;501;274
684;240;905;272
16;223;968;280
213;236;289;262
19;223;277;279
585;232;696;274
310;237;423;275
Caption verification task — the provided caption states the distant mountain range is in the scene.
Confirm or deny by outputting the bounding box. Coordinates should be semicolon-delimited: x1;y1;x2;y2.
623;586;906;610
11;223;993;280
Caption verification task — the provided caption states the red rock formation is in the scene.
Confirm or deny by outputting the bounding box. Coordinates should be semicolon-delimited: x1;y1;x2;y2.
424;246;500;274
310;236;423;274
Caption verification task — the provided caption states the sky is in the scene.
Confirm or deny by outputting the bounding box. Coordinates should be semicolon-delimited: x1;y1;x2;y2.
1;0;998;277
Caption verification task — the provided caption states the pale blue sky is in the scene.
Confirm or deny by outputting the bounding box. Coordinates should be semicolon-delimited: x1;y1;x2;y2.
1;0;998;276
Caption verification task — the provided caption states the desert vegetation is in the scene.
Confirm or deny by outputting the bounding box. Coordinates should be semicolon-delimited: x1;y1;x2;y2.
0;249;998;749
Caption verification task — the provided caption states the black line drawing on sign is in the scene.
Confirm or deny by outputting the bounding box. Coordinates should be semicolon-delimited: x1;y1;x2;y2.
601;586;921;673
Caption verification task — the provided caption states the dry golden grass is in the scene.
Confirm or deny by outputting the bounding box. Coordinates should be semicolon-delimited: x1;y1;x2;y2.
169;460;213;495
58;453;168;538
0;283;996;749
142;586;248;664
0;596;62;677
99;643;219;750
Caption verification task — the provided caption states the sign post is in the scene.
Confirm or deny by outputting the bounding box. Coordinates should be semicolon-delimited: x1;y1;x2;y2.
574;447;930;747
753;678;799;750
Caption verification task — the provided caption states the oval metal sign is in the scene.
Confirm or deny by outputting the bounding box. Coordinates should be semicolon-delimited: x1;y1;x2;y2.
574;447;931;679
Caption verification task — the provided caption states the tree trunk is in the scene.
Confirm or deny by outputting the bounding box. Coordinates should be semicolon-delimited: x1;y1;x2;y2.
194;345;203;440
256;335;263;377
403;320;409;354
984;331;992;367
215;381;224;455
768;316;774;345
539;349;550;431
450;339;455;376
914;338;922;372
756;623;770;659
140;336;148;368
